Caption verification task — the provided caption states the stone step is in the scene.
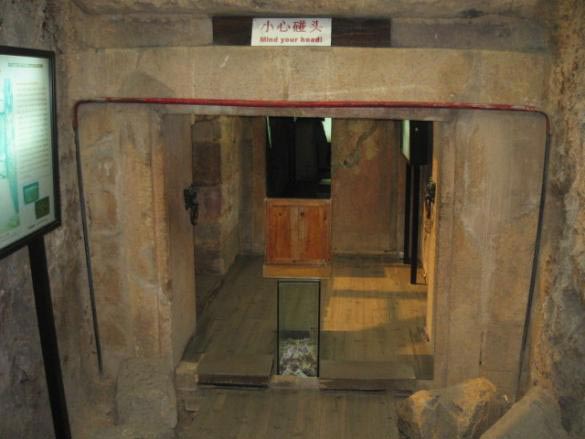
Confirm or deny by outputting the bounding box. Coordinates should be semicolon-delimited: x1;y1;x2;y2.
319;359;417;391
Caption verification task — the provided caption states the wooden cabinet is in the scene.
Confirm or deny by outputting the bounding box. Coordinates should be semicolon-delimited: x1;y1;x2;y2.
265;198;331;266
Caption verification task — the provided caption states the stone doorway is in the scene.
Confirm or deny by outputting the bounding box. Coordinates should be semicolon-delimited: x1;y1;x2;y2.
78;103;546;401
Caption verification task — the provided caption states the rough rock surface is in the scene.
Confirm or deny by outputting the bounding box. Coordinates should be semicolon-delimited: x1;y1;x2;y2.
561;397;585;438
480;387;568;439
90;424;176;439
529;0;585;433
116;359;178;429
0;1;88;437
396;378;510;439
73;0;542;19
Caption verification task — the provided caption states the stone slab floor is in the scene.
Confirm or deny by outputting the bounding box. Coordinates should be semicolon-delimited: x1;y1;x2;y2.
177;386;399;439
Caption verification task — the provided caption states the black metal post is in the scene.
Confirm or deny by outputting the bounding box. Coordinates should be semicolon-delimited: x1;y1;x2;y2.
276;280;281;375
410;166;421;284
316;279;321;378
28;236;72;439
403;163;411;263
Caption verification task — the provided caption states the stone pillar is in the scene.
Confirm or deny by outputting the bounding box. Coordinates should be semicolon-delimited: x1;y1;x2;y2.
432;111;547;398
80;106;163;376
80;106;196;376
192;116;244;275
239;117;266;255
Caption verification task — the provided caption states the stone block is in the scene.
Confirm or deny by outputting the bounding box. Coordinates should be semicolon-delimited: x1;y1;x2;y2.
195;224;221;249
76;10;211;50
192;141;221;186
197;186;222;222
88;189;119;229
397;378;510;439
219;120;242;180
195;246;224;275
100;320;130;352
84;152;118;189
73;1;544;20
192;117;221;142
480;387;568;439
126;281;160;357
561;397;585;438
391;17;547;52
175;361;198;391
90;424;176;439
221;227;240;273
221;172;241;206
480;322;523;373
94;263;123;306
480;370;518;403
116;358;177;429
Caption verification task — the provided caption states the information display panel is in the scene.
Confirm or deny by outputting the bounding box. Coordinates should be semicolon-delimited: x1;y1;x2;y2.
0;47;60;258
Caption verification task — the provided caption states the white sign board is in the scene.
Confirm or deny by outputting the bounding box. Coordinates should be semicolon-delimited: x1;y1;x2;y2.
251;18;332;46
0;49;59;257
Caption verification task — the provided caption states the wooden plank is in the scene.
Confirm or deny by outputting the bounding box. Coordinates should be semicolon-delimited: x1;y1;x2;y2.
320;360;416;380
266;204;294;263
197;353;274;387
319;359;416;391
298;204;331;262
178;386;400;439
263;263;331;279
212;17;391;47
332;18;391;47
268;198;331;207
213;16;252;45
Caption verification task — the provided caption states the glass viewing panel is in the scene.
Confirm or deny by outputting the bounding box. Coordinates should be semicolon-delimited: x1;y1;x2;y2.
277;280;320;377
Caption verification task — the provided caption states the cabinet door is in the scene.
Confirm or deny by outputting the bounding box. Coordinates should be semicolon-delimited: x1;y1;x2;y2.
266;203;295;264
266;199;331;265
297;204;330;263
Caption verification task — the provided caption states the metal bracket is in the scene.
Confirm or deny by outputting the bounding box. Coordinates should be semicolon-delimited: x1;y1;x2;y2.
183;183;199;226
425;178;436;218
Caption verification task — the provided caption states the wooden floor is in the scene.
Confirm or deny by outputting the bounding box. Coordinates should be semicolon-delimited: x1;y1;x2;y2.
321;256;432;379
184;255;432;379
177;387;399;439
184;257;277;363
178;256;429;438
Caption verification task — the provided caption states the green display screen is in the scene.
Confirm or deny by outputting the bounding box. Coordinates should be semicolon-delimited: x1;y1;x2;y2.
0;47;60;257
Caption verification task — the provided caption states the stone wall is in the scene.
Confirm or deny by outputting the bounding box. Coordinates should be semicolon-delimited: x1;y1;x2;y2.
0;1;563;436
0;1;98;438
192;116;247;274
331;119;405;255
71;0;544;21
239;117;266;255
527;0;585;434
65;46;546;106
64;24;549;398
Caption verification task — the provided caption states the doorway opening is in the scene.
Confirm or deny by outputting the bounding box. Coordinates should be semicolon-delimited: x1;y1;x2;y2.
266;116;332;200
185;114;435;387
